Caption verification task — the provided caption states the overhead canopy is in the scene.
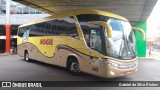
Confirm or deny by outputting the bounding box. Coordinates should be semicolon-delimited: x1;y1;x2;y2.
13;0;157;21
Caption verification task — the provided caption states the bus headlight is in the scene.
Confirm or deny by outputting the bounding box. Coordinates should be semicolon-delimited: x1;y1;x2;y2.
107;61;119;68
110;71;115;76
106;60;138;69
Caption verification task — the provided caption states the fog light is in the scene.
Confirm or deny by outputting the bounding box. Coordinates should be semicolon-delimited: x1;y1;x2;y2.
110;71;115;76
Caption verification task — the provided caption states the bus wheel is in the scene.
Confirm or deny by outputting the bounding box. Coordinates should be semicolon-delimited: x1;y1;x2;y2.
24;51;30;62
68;60;80;75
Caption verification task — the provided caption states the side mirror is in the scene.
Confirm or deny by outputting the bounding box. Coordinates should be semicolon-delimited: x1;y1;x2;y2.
132;27;145;41
88;21;112;38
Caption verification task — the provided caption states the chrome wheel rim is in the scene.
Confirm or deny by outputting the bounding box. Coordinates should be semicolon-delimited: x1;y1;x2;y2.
70;62;80;72
25;53;29;61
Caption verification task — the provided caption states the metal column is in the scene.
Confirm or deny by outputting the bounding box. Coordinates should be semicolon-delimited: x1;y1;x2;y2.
5;0;11;53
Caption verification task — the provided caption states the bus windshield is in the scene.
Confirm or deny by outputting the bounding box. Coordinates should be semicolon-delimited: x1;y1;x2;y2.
77;14;136;60
107;19;136;59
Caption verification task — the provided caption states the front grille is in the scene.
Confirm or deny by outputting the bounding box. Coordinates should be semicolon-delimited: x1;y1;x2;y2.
117;63;137;69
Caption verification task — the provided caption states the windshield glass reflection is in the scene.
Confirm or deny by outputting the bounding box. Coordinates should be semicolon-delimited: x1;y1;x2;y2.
106;19;136;59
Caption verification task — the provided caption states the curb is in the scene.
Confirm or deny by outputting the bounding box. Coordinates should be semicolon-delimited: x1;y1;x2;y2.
0;53;12;56
138;57;156;60
0;54;8;56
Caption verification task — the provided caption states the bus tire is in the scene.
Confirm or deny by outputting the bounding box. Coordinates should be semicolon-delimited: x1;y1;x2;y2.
68;58;80;75
24;50;30;62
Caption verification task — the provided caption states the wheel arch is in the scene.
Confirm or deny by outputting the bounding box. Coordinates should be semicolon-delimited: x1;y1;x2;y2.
24;49;30;56
66;55;79;68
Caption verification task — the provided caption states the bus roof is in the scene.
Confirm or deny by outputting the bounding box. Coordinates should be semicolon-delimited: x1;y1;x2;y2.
74;9;128;21
47;9;128;21
19;9;128;27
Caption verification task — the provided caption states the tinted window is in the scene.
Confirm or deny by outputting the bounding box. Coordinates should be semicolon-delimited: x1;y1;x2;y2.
18;27;27;37
18;16;78;38
56;17;78;38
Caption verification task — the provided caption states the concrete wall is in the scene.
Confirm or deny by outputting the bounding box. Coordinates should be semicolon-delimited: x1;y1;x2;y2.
0;14;49;25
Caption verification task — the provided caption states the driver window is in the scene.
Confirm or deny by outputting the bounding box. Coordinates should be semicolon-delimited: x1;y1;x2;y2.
90;29;102;52
80;22;103;53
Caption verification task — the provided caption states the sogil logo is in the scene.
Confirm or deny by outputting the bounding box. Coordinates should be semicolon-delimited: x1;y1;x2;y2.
40;39;53;45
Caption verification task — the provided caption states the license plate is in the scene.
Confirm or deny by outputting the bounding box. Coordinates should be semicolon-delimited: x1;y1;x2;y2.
125;71;131;75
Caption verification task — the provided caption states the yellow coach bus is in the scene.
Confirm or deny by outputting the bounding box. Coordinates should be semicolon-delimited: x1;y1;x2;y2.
17;9;145;78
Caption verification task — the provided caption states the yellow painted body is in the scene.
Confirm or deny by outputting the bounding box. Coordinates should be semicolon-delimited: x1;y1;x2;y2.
17;9;138;78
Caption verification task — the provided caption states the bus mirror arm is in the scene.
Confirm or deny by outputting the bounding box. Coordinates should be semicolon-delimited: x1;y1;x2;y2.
132;27;145;41
88;21;112;38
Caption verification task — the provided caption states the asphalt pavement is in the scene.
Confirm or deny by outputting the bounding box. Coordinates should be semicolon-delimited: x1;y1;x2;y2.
0;55;160;81
0;55;160;90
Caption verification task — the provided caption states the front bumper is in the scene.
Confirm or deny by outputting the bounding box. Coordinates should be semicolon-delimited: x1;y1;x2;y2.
104;59;138;78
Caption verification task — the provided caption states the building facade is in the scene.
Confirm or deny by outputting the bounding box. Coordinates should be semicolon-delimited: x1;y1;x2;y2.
0;0;49;53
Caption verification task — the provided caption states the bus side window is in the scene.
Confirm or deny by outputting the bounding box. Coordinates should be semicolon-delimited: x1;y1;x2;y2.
56;16;78;38
50;20;57;35
41;23;45;33
18;27;26;37
18;28;23;37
